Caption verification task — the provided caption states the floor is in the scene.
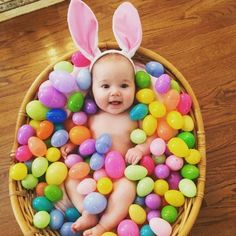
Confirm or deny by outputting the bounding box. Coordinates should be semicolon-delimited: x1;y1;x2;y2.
0;0;236;235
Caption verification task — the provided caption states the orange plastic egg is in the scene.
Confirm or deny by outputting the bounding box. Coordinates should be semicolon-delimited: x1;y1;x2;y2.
157;120;178;141
36;120;54;140
69;126;91;145
28;136;47;156
64;119;76;132
69;162;90;179
162;89;180;111
36;182;48;196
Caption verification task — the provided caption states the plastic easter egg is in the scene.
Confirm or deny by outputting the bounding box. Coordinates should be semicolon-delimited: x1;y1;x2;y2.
167;171;182;190
67;92;84;112
44;184;63;202
64;119;76;132
125;165;148;181
47;108;67;123
51;130;69;147
154;164;170;179
145;193;162;209
71;51;91;67
105;151;125;179
46;162;68;185
181;164;199;179
137;177;154;197
93;169;107;181
164;190;185;207
26;100;49;121
134;196;145;207
179;178;197;197
146;61;164;77
170;79;180;92
140;224;155;236
135;71;151;88
21;174;38;190
38;85;67;108
150;138;166;156
97;177;113;195
69;126;91;145
10;163;28;180
28;136;47;156
77;178;97;195
39;80;52;91
76;68;91;90
90;153;105;170
177;93;192;115
79;139;96;156
161;205;178;223
129;204;146;224
167;137;190;157
60;222;81;236
150;217;172;236
15;145;32;162
102;233;117;236
72;111;88;125
130;129;147;144
36;182;48;196
117;219;139;236
166;111;184;130
54;61;73;73
185;149;201;164
32;157;48;177
166;155;184;171
153;154;166;164
69;162;90;179
182;115;194;131
83;98;98;114
36;120;54;140
65;207;81;222
154;179;169;196
140;155;155;175
178;131;196;148
162;89;180;111
32;196;53;212
83;192;107;214
49;209;65;230
46;147;61;162
65;154;83;168
49;70;77;94
136;88;155;104
155;74;171;94
130;103;148;121
147;210;161;222
29;120;40;130
95;134;112;154
149;101;166;118
17;124;35;145
157;120;177;141
33;211;50;229
142;115;157;136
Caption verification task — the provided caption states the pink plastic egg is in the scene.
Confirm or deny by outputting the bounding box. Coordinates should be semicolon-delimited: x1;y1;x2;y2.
177;93;192;115
117;219;139;236
64;154;83;168
150;138;166;156
93;169;108;181
150;217;172;236
17;124;35;145
76;178;97;195
28;136;47;157
15;145;32;162
166;155;184;171
140;155;155;175
71;51;91;67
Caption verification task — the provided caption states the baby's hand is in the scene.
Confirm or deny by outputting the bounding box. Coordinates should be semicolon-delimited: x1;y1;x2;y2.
125;147;143;165
60;143;77;159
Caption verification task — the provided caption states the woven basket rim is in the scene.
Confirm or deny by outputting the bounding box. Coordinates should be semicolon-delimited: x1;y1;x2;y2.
9;42;206;236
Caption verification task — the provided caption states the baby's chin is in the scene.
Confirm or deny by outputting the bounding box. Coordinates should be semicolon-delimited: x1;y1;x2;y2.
101;106;129;115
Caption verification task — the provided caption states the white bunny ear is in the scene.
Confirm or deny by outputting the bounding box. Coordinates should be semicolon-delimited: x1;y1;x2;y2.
68;0;101;61
113;2;142;58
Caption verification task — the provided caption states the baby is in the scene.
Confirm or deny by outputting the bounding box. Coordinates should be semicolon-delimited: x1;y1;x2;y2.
59;53;156;236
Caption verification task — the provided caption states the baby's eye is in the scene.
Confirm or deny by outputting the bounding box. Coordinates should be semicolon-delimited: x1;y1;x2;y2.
121;83;129;88
101;84;110;89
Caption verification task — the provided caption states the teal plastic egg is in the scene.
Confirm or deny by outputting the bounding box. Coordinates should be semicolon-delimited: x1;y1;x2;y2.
125;165;148;181
140;224;155;236
130;103;148;121
32;196;53;212
65;207;81;222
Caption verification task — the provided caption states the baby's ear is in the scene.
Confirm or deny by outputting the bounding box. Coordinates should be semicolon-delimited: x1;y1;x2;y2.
67;0;101;61
112;2;142;57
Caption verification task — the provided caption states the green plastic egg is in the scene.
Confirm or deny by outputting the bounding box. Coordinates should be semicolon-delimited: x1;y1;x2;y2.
67;92;84;112
137;177;154;197
135;71;151;88
153;154;166;164
164;190;185;207
170;80;180;92
125;165;148;181
181;164;199;180
26;100;49;121
44;184;63;202
178;131;196;148
33;211;50;229
32;157;48;177
179;178;197;197
54;61;73;73
161;205;178;223
130;129;147;144
21;174;38;190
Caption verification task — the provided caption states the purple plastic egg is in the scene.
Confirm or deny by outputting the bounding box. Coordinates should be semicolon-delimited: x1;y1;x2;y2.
39;80;52;91
15;145;32;162
145;193;162;210
167;171;182;189
177;93;192;115
79;139;96;156
65;154;83;168
147;210;161;222
17;124;35;145
155;74;171;94
72;111;88;125
83;98;98;114
154;164;170;179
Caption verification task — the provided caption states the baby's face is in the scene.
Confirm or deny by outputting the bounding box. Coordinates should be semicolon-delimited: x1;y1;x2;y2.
92;54;135;114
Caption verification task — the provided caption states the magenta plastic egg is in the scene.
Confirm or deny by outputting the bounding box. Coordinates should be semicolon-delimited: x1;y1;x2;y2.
17;124;35;145
15;145;32;162
145;193;162;210
71;51;91;67
105;151;125;179
155;164;170;179
77;178;97;195
166;155;184;171
79;139;96;156
167;171;182;190
177;93;192;115
72;111;88;125
39;80;52;91
93;169;108;181
38;85;67;108
117;219;139;236
155;74;171;94
150;218;172;236
150;138;166;156
64;154;83;168
140;155;155;175
49;70;77;94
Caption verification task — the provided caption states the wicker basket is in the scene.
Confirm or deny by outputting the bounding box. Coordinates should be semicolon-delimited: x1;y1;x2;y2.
9;42;206;236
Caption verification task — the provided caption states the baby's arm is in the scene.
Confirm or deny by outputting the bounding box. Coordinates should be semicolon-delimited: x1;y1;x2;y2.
60;142;77;158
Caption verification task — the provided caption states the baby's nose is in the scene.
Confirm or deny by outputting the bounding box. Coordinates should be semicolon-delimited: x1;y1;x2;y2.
110;87;121;96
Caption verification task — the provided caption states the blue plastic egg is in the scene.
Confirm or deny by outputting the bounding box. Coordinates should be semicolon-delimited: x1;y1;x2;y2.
95;134;112;154
90;153;105;170
49;209;64;230
134;196;146;207
32;196;53;212
146;61;164;78
140;224;155;236
65;207;81;222
51;130;69;147
46;109;67;123
76;68;92;90
60;222;82;236
130;103;149;121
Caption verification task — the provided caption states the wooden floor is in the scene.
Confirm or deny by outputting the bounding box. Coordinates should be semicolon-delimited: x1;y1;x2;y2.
1;0;236;235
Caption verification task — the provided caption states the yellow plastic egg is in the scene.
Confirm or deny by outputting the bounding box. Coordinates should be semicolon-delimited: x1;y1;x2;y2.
185;149;201;164
124;165;148;181
129;204;146;224
182;115;194;131
97;177;113;195
164;190;185;207
167;137;190;157
166;111;184;129
29;120;40;130
142;115;157;136
149;101;166;118
10;163;28;180
154;179;169;196
46;147;61;162
136;88;155;104
46;162;68;185
101;233;117;236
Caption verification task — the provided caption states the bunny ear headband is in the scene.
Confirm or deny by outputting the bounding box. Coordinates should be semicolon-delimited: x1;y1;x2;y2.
67;0;142;70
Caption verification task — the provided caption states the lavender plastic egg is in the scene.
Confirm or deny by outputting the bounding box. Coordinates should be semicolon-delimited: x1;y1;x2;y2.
155;74;171;94
79;139;96;156
154;164;170;179
76;68;91;90
65;154;83;168
72;112;88;125
17;124;35;145
83;98;98;114
51;130;69;147
60;222;81;236
95;134;112;154
147;210;161;222
90;153;105;170
49;209;64;230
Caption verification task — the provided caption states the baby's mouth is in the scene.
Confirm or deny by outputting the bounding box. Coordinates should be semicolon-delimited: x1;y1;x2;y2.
109;101;122;105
